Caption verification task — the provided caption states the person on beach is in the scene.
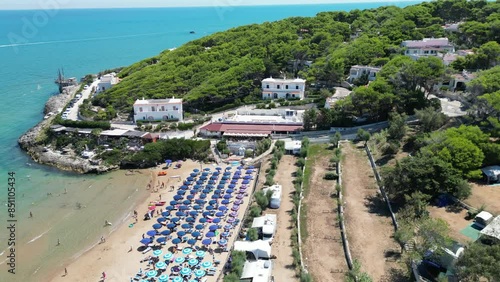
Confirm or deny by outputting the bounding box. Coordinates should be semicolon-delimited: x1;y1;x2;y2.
29;211;33;218
129;246;133;253
57;239;61;246
105;220;112;226
100;236;105;243
159;194;162;200
102;271;106;280
64;268;68;276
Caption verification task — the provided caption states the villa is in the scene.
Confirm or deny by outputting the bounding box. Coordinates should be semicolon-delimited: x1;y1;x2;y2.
347;65;381;83
96;72;119;93
133;97;183;123
402;38;455;59
261;77;306;100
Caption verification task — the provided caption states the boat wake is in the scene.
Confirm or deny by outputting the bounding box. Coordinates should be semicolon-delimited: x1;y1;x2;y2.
0;32;170;49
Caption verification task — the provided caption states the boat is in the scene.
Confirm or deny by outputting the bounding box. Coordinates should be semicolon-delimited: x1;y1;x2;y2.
189;31;195;34
158;171;167;176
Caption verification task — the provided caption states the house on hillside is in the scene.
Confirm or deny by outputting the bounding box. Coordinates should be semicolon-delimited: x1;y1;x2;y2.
96;72;119;93
261;77;306;100
436;70;477;92
347;65;381;83
133;97;183;122
402;38;455;59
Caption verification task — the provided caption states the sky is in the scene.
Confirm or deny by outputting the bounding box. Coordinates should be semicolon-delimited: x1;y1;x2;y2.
0;0;420;10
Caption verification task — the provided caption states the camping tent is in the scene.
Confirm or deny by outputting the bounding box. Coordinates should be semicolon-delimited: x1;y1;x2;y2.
234;240;271;259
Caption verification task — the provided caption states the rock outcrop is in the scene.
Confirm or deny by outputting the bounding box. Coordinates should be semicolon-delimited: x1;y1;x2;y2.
44;85;78;114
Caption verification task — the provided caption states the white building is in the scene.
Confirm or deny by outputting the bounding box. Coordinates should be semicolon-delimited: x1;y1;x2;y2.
479;215;500;245
263;184;282;209
347;65;381;83
262;77;306;100
252;214;277;242
133;97;183;122
284;140;302;155
402;38;455;58
96;72;118;93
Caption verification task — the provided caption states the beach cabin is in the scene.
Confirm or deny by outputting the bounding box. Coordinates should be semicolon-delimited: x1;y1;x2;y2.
474;211;494;229
234;240;272;260
251;214;277;242
263;184;282;209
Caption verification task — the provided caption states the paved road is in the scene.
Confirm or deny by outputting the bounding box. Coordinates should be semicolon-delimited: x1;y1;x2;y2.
67;80;100;121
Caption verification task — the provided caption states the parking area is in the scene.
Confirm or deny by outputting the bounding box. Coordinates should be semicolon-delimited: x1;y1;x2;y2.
64;80;99;121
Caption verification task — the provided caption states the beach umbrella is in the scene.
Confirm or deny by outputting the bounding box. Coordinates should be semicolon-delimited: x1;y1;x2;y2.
172;238;181;244
209;225;218;231
165;206;174;211
161;230;171;236
175;256;186;264
227;218;235;223
195;199;205;205
218;206;228;211
190;173;197;177
236;194;244;200
224;224;232;230
202;211;211;217
184;181;192;185
223;171;231;176
235;199;243;205
196;180;204;185
177;231;186;237
199;193;207;199
211;195;220;199
187;194;195;200
195;224;204;230
248;165;255;169
171;217;180;223
153;249;163;256
196;250;205;258
166;223;176;229
217;184;225;189
244;175;251;180
158;274;169;281
163;252;173;260
181;223;192;229
173;195;183;201
214;189;222;195
209;199;217;205
202;239;212;246
156;237;167;244
162;210;171;216
246;169;253;173
173;277;183;282
222;176;229;180
206;231;216;237
202;189;211;194
156;261;167;269
206;205;214;210
216;167;222;171
187;238;197;245
192;231;201;237
218;239;228;246
208;180;216;184
231;205;239;211
221;232;230;237
242;180;250;184
194;269;206;278
157;217;167;223
210;175;218;180
170;200;178;206
140;238;152;245
177;190;186;195
225;167;231;171
147;270;158;278
147;230;157;237
200;175;207;180
232;175;239;179
221;199;230;205
215;211;224;217
180;268;192;276
188;258;199;266
213;218;221;223
187;177;194;181
229;211;238;217
186;217;195;223
226;189;234;194
182;247;192;255
179;205;189;211
182;199;191;205
181;185;189;190
176;211;186;217
193;205;202;210
204;167;211;171
223;194;231;199
228;184;235;188
201;261;213;268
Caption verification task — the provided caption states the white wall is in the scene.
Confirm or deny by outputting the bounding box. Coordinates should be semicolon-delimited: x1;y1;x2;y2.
133;103;183;122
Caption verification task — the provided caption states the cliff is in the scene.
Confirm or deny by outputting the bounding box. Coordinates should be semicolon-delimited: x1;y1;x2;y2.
18;86;116;174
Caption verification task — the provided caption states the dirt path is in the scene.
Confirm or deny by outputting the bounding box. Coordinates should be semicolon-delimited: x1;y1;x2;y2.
269;155;299;281
302;145;347;282
465;183;500;215
342;143;401;282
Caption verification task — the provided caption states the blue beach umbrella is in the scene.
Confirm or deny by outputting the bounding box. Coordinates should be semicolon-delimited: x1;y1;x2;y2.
221;199;230;205
147;230;157;237
181;223;191;229
202;189;211;194
179;205;189;211
196;180;204;185
188;258;199;266
156;261;167;269
187;238;197;245
177;231;186;237
222;176;229;180
163;252;173;260
218;239;228;246
218;206;228;211
173;277;183;282
228;184;235;188
208;180;216;184
199;193;207;199
182;247;192;255
216;167;222;171
195;199;205;204
242;180;250;184
165;205;175;211
206;231;216;238
186;217;195;223
157;217;167;223
196;250;205;258
211;195;220;199
187;177;194;181
226;189;234;194
192;231;201;237
223;194;231;199
248;165;255;169
181;185;189;190
183;199;191;205
147;270;158;278
214;189;222;195
194;269;206;278
215;211;224;217
221;232;230;237
209;199;217;205
176;211;186;217
209;225;218;231
201;261;213;268
206;205;214;210
193;205;202;210
166;223;176;229
158;274;169;281
204;167;211;171
156;237;167;244
153;249;163;256
175;256;186;264
161;230;171;236
224;171;231;176
162;210;171;216
193;169;200;173
195;224;204;230
173;195;183;201
213;218;221;223
172;238;181;244
202;239;212;246
180;268;192;276
177;190;186;195
170;200;178;206
189;210;198;216
140;238;152;245
202;212;210;217
171;217;180;223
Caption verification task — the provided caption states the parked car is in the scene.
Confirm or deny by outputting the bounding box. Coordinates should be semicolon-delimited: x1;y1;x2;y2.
75;94;82;99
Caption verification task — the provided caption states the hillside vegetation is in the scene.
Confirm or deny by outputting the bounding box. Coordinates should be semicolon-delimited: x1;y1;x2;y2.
93;0;500;116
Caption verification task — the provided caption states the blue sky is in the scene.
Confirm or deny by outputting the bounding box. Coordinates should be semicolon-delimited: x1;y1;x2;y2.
1;0;418;10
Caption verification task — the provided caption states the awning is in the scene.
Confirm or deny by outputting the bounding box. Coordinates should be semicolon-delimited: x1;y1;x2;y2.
223;132;269;137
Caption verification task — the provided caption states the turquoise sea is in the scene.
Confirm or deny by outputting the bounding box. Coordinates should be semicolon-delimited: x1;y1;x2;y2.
0;2;422;280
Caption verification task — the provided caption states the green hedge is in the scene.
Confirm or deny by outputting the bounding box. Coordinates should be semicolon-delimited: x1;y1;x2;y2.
56;117;111;129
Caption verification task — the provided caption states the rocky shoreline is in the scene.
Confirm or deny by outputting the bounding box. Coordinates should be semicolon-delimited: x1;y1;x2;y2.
18;86;116;174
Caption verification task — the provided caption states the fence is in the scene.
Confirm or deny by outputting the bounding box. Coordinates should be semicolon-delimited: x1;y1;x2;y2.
337;142;354;270
364;146;399;231
297;162;308;273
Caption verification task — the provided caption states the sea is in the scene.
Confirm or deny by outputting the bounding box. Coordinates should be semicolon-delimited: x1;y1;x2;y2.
0;2;422;281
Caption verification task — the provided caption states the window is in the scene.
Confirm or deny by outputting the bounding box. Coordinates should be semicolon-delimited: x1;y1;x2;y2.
285;85;288;89
266;84;269;89
277;85;280;89
292;94;295;98
139;107;143;112
151;106;156;111
296;85;299;89
160;106;165;111
173;106;178;111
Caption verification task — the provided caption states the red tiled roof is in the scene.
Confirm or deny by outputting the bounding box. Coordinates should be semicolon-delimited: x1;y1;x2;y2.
200;123;302;134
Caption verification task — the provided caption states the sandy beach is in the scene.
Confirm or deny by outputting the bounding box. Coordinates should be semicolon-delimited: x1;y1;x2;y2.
50;160;255;282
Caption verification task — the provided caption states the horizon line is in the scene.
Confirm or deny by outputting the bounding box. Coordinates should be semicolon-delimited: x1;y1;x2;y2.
0;0;423;11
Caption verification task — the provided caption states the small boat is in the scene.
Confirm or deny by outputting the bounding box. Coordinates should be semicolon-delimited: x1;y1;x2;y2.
189;31;195;34
158;171;167;176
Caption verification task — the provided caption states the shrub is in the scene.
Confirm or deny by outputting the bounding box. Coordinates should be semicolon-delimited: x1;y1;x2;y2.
324;172;338;180
254;190;269;210
56;117;111;129
296;158;306;168
247;228;259;241
249;205;262;218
